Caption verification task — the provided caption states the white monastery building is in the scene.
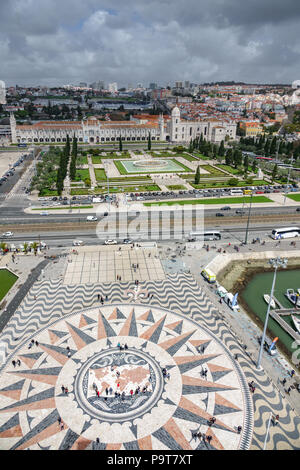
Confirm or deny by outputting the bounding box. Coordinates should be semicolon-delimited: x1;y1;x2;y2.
10;106;236;144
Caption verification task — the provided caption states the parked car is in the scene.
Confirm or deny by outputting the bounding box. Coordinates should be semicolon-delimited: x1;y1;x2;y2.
236;209;245;215
221;206;231;210
216;213;225;217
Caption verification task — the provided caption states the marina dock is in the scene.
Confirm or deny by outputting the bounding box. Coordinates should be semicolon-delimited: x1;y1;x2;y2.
270;297;300;342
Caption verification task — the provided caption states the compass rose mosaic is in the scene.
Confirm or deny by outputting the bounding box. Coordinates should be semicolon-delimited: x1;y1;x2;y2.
0;304;253;450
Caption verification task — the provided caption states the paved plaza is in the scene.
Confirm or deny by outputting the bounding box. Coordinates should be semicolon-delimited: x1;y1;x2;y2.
0;244;299;450
0;303;252;450
63;245;165;285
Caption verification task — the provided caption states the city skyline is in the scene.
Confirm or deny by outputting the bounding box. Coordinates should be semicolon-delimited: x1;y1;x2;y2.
1;0;300;87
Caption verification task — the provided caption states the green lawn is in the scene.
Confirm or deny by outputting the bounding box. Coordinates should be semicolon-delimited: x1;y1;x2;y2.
180;154;198;162
190;179;270;190
192;152;211;160
94;169;107;181
0;269;18;301
91;156;102;164
92;184;161;194
166;185;187;190
76;155;88;165
70;189;90;195
72;169;90;182
171;159;192;172
144;196;273;206
286;193;300;202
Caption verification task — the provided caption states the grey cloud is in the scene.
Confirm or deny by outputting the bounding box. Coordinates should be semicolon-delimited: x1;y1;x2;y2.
0;0;300;86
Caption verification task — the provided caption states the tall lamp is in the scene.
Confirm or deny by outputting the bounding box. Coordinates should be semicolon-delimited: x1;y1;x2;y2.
256;257;288;369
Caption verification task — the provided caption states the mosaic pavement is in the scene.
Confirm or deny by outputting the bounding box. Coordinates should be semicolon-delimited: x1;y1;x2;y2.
0;305;252;450
0;273;299;450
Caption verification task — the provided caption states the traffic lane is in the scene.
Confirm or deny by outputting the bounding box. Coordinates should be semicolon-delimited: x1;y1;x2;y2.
1;221;293;242
1;208;300;226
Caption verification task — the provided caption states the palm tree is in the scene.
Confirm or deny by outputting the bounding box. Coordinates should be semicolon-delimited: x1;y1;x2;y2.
0;242;7;253
23;242;29;254
31;242;39;256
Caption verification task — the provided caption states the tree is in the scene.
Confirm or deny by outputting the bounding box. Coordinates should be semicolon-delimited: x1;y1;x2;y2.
119;136;123;152
272;164;278;182
243;154;249;171
233;149;242;168
0;242;7;253
252;159;258;173
219;140;225;157
31;242;39;256
194;165;200;185
269;136;277;155
227;177;239;186
225;148;233;166
148;132;151;151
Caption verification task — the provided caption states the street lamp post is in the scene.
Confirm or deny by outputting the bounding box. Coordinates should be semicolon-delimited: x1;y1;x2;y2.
283;154;294;206
256;257;288;369
244;191;254;245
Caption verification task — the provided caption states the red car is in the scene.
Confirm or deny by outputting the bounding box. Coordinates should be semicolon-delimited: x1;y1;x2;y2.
255;190;264;194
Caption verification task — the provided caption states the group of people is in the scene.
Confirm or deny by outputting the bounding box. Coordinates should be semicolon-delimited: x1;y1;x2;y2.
61;385;69;395
249;381;256;394
28;339;39;349
97;294;108;304
192;431;213;444
162;368;170;380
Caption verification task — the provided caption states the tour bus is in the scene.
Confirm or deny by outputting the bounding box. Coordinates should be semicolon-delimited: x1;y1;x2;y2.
188;230;221;241
271;227;300;240
230;189;244;196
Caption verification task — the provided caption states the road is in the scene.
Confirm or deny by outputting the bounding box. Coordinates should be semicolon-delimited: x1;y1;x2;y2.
0;220;297;247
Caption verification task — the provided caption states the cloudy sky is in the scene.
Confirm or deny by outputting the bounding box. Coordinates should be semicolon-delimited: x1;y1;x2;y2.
1;0;300;87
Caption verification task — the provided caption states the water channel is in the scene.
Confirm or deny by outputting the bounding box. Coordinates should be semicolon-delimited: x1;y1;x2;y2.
241;269;300;354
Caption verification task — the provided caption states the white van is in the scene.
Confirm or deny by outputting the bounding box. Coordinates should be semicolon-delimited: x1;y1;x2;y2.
86;216;97;221
224;292;240;311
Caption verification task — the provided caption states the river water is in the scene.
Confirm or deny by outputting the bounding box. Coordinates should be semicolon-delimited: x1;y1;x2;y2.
241;269;300;354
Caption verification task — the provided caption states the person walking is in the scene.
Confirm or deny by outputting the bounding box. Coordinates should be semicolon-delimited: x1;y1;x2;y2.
61;385;65;393
12;360;16;368
17;359;21;366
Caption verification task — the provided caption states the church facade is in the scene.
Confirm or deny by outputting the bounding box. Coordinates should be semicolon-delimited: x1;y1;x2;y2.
10;107;236;145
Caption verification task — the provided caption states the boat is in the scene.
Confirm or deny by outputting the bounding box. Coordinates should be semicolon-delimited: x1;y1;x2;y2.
291;315;300;334
263;294;276;309
285;289;300;307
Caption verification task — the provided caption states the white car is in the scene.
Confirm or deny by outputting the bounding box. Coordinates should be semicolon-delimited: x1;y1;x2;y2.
104;239;117;245
2;231;13;238
40;211;49;216
73;240;84;246
86;216;97;221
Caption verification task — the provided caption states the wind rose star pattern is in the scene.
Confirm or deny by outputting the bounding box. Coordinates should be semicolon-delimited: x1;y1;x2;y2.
0;305;253;450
